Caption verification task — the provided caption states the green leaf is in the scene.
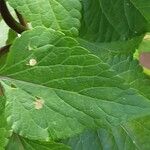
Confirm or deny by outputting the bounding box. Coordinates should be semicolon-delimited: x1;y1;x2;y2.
63;126;137;150
124;115;150;150
7;0;82;36
6;133;70;150
64;115;150;150
68;116;149;150
0;90;7;150
79;0;149;42
6;29;18;45
130;0;150;23
1;0;150;148
1;27;150;142
0;54;8;70
62;39;150;150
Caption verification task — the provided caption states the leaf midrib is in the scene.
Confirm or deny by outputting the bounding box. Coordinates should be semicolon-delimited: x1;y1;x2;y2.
1;76;149;111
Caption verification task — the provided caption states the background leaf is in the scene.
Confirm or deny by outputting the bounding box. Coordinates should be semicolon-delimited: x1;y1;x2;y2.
6;133;70;150
79;0;150;42
63;126;137;150
7;0;82;36
0;89;8;150
130;0;150;24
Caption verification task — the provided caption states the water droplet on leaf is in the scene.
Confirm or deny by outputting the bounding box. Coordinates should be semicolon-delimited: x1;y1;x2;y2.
34;98;44;110
18;34;21;37
27;59;37;66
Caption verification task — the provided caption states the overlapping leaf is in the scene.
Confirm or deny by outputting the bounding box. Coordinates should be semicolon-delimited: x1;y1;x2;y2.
63;126;137;150
7;0;82;36
6;133;70;150
62;39;150;150
79;0;149;42
64;115;150;150
0;91;7;150
130;0;150;23
124;115;150;150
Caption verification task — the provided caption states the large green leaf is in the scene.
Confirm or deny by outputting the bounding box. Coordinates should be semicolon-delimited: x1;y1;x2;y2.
130;0;150;23
1;0;150;149
67;115;150;150
6;133;70;150
124;115;150;150
7;0;82;36
62;39;150;150
63;115;150;150
61;38;150;150
63;127;136;150
0;27;150;142
0;90;7;150
79;0;150;42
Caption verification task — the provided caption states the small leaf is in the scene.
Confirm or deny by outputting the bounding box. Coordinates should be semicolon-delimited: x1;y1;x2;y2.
79;0;149;42
63;126;137;150
130;0;150;23
7;0;82;36
6;133;70;150
6;29;18;45
0;94;8;150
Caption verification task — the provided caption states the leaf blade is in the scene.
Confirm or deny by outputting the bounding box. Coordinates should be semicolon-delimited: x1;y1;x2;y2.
1;27;150;141
7;0;82;36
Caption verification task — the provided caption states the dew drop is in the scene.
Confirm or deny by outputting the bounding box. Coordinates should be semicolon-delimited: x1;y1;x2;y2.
34;98;44;110
27;59;37;66
18;34;21;37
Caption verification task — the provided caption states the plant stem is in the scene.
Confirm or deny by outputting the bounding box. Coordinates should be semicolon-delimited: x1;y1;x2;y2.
0;86;4;96
0;44;11;55
15;9;28;27
0;0;27;34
